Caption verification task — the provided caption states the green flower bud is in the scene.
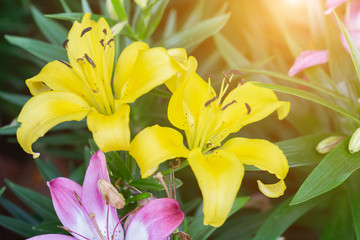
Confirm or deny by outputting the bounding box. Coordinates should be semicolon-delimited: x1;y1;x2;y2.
349;128;360;154
316;136;345;154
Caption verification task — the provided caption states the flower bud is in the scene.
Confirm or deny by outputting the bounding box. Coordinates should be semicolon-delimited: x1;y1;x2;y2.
98;179;125;209
349;128;360;153
316;136;345;154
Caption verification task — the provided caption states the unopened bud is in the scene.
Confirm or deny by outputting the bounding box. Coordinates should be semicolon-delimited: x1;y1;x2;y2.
316;136;345;154
111;21;126;37
98;179;125;209
349;128;360;153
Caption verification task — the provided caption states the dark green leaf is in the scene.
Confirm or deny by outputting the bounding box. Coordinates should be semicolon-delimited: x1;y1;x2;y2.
188;197;249;240
5;35;67;63
346;174;360;239
254;195;326;240
5;179;56;221
0;120;20;135
0;187;5;196
35;158;61;181
292;137;360;205
182;198;202;215
143;0;169;39
0;215;40;237
125;192;152;205
107;151;132;182
69;165;86;184
130;177;182;191
30;6;68;45
33;220;67;234
0;91;30;107
81;0;92;14
0;197;39;224
111;0;128;21
45;13;117;26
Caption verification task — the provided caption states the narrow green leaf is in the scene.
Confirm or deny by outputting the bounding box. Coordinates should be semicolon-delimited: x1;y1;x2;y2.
253;82;360;124
107;151;132;182
157;14;230;49
69;164;86;184
240;68;350;103
0;215;40;237
334;12;360;86
59;0;72;13
214;33;250;68
346;176;360;239
130;177;182;191
5;35;67;63
254;195;325;240
0;120;19;135
181;0;205;30
111;0;128;21
81;0;92;13
0;197;39;224
45;13;117;26
33;220;67;234
143;0;169;39
182;198;202;215
0;91;30;107
125;192;152;205
292;137;360;205
35;158;61;181
30;6;68;45
5;179;56;220
162;9;177;39
0;187;5;196
188;197;249;240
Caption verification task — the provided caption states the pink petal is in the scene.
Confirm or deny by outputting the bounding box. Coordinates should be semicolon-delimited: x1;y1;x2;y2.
48;178;98;239
125;198;184;240
27;234;77;240
324;0;349;15
340;30;360;53
345;1;360;30
288;50;329;76
81;150;123;239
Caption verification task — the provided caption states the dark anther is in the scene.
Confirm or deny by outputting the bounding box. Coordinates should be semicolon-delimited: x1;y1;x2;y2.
204;96;218;107
100;39;105;47
62;39;69;49
77;58;84;63
84;54;96;68
74;191;82;206
103;28;107;35
204;73;219;81
222;71;230;84
106;38;114;46
228;70;244;76
245;102;251;115
57;60;72;68
221;100;237;110
80;27;92;37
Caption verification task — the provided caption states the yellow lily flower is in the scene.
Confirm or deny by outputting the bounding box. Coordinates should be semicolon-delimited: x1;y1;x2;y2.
130;71;290;227
17;13;188;158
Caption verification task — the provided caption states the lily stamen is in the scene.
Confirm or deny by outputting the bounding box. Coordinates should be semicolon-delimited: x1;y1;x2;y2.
89;212;106;240
80;27;92;37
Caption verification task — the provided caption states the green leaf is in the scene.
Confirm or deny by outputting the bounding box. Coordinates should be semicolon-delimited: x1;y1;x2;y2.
130;177;182;191
334;12;360;87
5;35;67;63
45;13;117;26
33;220;67;234
214;33;250;68
0;120;19;135
35;158;61;181
143;0;169;39
59;0;72;13
111;0;128;21
182;198;202;215
69;164;86;184
162;9;177;39
107;151;132;182
0;215;40;237
239;68;350;103
253;82;360;124
292;137;360;205
125;192;152;205
81;0;92;13
0;91;30;107
30;6;68;45
188;197;249;240
346;176;360;239
0;187;5;196
253;195;325;240
0;197;39;224
157;13;230;49
5;179;56;220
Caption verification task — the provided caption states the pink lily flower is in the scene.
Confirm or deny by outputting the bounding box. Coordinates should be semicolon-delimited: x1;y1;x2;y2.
27;150;184;240
288;50;329;77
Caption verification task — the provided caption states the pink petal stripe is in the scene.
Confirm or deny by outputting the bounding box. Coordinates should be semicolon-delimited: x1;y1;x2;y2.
288;50;329;77
81;150;123;240
324;0;349;15
48;178;98;239
125;198;184;240
27;234;77;240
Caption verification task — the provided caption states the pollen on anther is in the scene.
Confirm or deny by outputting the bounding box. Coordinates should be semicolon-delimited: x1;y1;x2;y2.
81;27;92;37
57;60;72;68
62;39;69;49
84;53;96;68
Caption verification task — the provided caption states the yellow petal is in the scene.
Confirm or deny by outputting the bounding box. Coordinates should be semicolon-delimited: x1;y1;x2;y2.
87;101;130;152
113;42;149;99
216;82;290;135
17;91;91;158
221;137;288;197
114;44;183;103
26;61;94;104
257;180;286;198
188;148;244;227
129;125;189;178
